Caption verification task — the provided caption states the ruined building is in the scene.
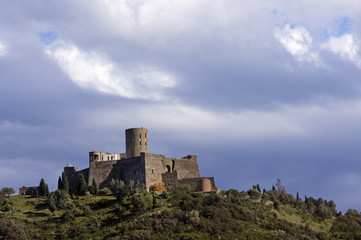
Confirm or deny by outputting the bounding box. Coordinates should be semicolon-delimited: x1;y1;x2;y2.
64;128;217;192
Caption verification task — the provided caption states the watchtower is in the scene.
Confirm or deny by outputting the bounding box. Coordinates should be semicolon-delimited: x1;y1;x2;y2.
125;128;148;158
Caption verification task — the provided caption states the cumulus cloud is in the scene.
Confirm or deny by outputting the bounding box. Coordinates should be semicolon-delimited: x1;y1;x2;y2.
274;24;322;67
0;41;7;57
322;34;361;68
45;41;177;100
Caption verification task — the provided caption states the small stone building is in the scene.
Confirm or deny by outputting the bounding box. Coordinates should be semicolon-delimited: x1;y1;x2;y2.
65;128;217;192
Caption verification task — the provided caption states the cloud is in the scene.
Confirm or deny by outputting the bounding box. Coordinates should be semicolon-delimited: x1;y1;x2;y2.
322;34;361;68
274;24;322;67
44;41;177;100
0;40;7;57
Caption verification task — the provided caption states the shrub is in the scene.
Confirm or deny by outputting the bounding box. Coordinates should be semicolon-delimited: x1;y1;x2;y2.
0;219;26;240
99;187;112;196
149;182;166;192
48;190;74;211
247;188;261;200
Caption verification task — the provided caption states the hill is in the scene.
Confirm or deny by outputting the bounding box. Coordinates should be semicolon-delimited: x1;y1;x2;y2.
0;185;361;239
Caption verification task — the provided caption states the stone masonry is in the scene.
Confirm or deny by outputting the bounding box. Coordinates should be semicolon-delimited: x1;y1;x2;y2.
64;128;217;192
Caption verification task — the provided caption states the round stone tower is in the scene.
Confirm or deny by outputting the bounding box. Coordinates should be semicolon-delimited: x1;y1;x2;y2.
125;128;148;158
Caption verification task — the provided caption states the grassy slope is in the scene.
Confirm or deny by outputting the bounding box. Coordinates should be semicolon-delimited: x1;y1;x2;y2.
0;192;340;239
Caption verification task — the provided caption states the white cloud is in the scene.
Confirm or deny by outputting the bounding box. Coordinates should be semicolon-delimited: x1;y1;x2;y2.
81;102;308;145
274;24;322;67
322;34;361;68
0;41;8;57
79;96;361;147
45;41;177;100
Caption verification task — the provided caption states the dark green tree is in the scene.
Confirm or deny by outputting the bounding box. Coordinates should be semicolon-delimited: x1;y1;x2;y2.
45;184;50;197
39;178;47;197
62;172;69;193
256;184;261;193
92;178;98;195
58;176;63;190
78;173;87;195
296;192;300;200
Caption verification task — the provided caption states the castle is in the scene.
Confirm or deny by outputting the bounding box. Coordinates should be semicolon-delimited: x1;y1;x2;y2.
64;128;217;192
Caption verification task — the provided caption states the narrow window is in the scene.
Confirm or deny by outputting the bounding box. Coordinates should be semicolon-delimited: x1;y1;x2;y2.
90;156;93;161
152;169;154;173
111;156;114;160
145;142;147;146
139;141;142;146
139;133;141;138
145;133;147;138
107;156;110;160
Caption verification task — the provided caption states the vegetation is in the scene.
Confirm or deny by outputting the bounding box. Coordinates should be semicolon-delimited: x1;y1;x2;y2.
1;181;361;239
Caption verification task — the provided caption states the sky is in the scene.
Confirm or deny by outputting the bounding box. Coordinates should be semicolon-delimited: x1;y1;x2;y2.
1;0;361;212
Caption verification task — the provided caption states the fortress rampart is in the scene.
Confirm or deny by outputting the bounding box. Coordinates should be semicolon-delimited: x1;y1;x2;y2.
64;128;217;193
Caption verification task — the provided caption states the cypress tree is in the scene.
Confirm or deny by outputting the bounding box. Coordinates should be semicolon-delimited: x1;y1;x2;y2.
297;192;300;200
39;178;47;197
45;184;50;197
78;173;87;195
256;184;261;193
92;178;98;195
58;176;63;190
62;172;69;193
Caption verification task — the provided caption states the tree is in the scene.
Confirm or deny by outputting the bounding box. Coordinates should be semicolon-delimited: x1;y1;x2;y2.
62;172;69;193
58;176;63;190
296;192;300;200
91;178;98;195
39;178;47;197
276;178;285;192
48;190;74;211
1;188;15;197
78;173;87;195
45;184;50;197
256;184;261;193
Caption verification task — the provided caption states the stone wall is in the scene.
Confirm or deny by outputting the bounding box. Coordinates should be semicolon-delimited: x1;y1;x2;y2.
161;172;178;186
144;153;165;189
164;155;200;180
65;167;89;193
88;160;119;189
19;186;39;196
117;156;146;186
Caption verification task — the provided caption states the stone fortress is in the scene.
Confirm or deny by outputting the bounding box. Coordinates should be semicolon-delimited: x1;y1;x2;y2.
64;128;217;192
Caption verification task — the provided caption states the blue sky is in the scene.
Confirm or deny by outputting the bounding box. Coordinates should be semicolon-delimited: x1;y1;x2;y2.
1;0;361;212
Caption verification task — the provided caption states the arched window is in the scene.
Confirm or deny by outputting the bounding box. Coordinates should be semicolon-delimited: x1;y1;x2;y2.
166;165;171;173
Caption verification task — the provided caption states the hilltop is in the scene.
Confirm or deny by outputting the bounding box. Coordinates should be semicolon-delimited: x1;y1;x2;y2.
1;184;361;239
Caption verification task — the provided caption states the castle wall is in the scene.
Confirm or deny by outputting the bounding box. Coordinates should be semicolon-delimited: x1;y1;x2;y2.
144;153;166;189
65;167;89;193
117;156;146;186
62;128;216;193
88;160;119;189
161;172;178;186
163;155;200;180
